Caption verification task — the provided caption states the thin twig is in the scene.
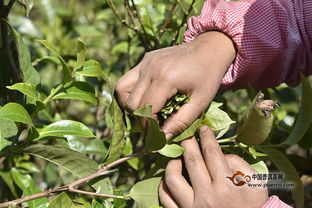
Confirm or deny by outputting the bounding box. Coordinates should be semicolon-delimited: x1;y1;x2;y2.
69;188;129;199
171;0;196;45
0;151;155;207
129;0;153;50
0;1;22;84
6;0;16;12
106;0;137;32
157;3;177;41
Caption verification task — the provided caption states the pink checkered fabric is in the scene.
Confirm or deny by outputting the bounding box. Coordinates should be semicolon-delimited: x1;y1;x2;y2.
184;0;312;90
262;196;293;208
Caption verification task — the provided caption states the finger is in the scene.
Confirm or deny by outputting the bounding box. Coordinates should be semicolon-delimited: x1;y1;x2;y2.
115;66;140;108
165;159;193;207
126;73;152;112
224;154;257;175
162;93;209;139
199;126;232;181
181;137;212;193
139;80;178;114
159;180;179;208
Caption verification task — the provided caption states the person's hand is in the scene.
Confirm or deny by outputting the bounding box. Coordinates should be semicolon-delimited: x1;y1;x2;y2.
159;126;268;208
115;31;236;139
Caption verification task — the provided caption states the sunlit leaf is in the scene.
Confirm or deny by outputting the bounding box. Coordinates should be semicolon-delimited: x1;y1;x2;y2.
75;39;86;71
130;177;162;208
0;103;33;125
172;115;204;142
52;81;97;105
158;144;184;158
47;192;72;208
104;98;127;164
37;40;72;84
202;102;235;138
283;76;312;145
0;107;18;152
76;60;103;77
261;147;304;208
36;120;95;140
23;184;49;208
10;25;40;86
7;83;41;102
11;168;33;190
250;161;269;175
22;144;113;194
134;105;166;151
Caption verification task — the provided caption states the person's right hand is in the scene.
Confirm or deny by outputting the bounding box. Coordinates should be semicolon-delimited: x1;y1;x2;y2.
115;31;236;139
159;126;268;208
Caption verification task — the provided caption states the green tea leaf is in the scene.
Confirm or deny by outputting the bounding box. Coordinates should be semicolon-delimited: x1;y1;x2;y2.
202;102;235;138
0;103;33;125
18;0;34;17
261;147;304;208
23;184;49;208
134;105;166;151
11;168;33;190
104;98;127;164
0;171;18;197
76;60;103;77
113;189;127;208
75;39;86;71
283;76;312;145
158;144;184;158
47;192;72;208
22;144;112;194
250;161;268;175
7;83;41;102
37;40;72;84
130;177;162;208
10;26;40;86
52;81;97;105
0;108;18;152
36;120;95;140
173;115;204;142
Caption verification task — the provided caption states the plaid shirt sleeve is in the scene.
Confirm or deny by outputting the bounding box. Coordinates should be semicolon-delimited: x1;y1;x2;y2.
262;196;293;208
184;0;312;89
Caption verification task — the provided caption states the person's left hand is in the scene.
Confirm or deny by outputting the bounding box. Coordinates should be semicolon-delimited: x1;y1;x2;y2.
159;126;268;208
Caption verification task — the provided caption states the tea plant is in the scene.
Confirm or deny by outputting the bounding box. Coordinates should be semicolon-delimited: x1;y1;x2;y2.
0;0;311;208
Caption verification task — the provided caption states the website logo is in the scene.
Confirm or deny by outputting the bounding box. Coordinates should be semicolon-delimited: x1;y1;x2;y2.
226;171;251;186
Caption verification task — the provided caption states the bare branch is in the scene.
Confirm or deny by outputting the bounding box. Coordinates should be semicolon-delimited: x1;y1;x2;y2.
6;0;16;12
172;0;196;45
157;3;178;41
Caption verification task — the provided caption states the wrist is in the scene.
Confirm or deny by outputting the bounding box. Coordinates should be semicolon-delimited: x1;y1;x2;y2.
187;31;236;75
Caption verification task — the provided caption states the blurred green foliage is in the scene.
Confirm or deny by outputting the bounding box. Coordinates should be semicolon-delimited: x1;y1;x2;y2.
0;0;311;207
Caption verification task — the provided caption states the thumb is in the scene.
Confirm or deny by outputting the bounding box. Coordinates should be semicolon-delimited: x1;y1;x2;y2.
161;94;209;139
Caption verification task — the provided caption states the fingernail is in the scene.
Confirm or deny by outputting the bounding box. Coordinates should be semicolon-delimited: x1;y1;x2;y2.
165;133;173;140
200;125;209;132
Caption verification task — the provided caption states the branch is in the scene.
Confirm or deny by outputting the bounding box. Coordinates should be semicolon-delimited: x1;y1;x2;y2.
6;0;16;12
0;150;155;208
0;0;22;84
129;0;153;50
171;0;196;45
157;3;177;41
106;0;137;32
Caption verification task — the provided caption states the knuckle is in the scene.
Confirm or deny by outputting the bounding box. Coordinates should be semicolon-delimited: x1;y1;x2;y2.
164;173;180;187
184;155;201;165
202;145;219;158
225;154;241;163
115;79;125;93
170;118;189;132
